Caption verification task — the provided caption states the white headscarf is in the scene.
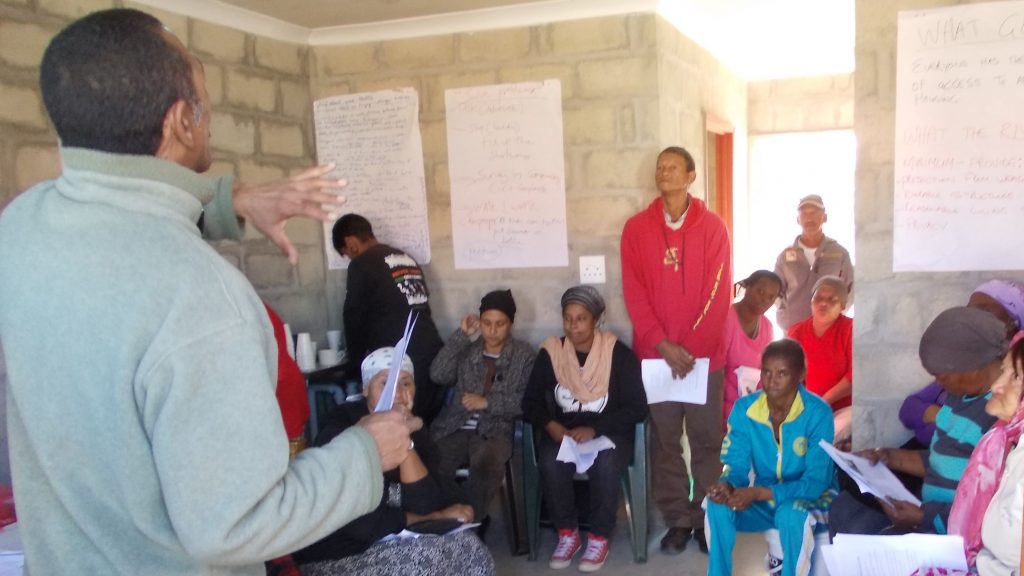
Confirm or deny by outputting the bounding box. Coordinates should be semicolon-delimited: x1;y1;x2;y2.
360;347;414;389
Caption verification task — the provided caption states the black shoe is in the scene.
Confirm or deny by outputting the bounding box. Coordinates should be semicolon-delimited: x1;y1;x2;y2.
693;528;708;554
660;527;691;555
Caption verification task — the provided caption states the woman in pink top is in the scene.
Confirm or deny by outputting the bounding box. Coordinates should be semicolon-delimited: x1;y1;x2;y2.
722;270;782;425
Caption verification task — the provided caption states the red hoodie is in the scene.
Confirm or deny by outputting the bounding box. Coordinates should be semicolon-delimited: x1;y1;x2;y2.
620;195;732;371
263;304;311;438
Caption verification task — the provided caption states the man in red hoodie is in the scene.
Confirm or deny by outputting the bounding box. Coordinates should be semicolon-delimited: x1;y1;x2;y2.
620;146;732;555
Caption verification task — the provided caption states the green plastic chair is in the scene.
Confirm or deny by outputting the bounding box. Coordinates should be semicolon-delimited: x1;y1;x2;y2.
522;420;649;563
453;419;530;555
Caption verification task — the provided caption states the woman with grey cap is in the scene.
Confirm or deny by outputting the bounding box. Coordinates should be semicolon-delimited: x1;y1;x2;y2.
899;278;1024;448
293;347;495;576
429;289;536;530
828;306;1006;538
521;286;648;572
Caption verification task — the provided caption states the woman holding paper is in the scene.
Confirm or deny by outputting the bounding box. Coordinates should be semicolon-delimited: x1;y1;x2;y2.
706;338;835;576
522;285;648;572
292;347;494;576
722;270;783;427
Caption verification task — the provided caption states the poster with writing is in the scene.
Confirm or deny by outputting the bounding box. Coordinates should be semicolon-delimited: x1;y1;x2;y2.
893;1;1024;272
313;89;430;270
445;80;568;269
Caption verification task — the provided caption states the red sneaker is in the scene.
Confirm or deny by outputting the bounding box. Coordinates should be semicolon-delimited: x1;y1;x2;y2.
578;535;609;572
549;528;582;569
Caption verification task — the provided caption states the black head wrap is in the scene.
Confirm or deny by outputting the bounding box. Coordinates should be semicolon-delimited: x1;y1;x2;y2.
480;289;516;322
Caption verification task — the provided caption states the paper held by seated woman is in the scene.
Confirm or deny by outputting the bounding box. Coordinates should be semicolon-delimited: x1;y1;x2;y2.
555;435;616;474
817;440;920;506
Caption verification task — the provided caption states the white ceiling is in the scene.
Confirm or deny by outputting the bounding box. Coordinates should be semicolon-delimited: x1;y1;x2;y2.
137;0;854;80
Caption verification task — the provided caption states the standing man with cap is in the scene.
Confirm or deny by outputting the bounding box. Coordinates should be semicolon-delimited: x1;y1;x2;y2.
774;194;854;331
621;146;732;555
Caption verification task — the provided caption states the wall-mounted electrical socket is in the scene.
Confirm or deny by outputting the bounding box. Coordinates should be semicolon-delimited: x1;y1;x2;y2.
579;255;606;284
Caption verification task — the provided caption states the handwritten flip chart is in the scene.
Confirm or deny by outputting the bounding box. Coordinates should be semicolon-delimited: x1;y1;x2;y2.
313;89;430;270
445;80;568;269
893;1;1024;271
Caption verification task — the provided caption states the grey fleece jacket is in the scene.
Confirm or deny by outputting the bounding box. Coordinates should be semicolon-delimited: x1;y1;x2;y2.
0;148;382;575
774;235;854;330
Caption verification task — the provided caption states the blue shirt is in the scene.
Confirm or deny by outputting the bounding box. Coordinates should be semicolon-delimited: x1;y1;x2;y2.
921;392;997;533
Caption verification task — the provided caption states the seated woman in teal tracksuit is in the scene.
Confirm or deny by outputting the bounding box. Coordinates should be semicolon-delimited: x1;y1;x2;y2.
706;338;835;576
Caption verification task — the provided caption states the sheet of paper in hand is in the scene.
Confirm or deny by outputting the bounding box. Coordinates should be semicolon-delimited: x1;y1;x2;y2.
374;311;418;413
556;435;617;474
818;440;921;506
379;522;481;543
735;365;761;396
641;358;710;404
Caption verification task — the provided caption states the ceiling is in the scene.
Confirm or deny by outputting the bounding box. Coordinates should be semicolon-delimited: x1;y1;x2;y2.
216;0;546;29
141;0;854;80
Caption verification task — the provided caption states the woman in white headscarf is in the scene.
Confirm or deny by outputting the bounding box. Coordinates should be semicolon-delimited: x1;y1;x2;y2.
292;347;495;576
522;286;648;572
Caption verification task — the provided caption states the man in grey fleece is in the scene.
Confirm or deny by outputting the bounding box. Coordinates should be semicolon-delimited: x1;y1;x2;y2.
774;194;854;331
0;9;417;575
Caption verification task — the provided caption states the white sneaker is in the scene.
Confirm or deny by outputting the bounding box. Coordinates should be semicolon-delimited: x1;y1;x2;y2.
578;535;609;573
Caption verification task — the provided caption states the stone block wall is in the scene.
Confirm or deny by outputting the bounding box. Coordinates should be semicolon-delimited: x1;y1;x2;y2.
312;14;747;346
748;73;855;133
854;0;1024;448
0;0;325;337
1;4;746;352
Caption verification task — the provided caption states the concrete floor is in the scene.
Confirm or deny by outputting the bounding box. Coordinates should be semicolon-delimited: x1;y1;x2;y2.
482;503;770;576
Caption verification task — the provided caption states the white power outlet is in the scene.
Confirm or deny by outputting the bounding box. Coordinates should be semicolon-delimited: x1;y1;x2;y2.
579;255;606;284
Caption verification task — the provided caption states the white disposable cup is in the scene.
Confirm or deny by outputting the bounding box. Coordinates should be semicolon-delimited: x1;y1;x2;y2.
296;333;315;371
318;349;339;367
326;330;342;351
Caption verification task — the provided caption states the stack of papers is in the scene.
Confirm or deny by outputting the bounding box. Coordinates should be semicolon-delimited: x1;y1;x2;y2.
821;533;968;576
556;435;616;474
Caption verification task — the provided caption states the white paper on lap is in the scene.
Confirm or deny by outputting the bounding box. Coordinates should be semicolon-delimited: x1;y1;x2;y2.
556;435;616;474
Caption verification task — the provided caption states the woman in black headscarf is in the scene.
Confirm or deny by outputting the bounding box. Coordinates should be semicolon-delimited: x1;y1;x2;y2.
430;290;536;525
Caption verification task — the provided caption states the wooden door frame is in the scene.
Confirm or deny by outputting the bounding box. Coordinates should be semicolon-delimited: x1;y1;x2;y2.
705;114;734;242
